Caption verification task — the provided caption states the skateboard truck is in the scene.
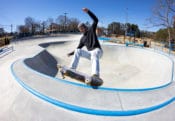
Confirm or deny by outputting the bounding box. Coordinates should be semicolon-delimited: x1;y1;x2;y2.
60;71;65;79
57;64;65;79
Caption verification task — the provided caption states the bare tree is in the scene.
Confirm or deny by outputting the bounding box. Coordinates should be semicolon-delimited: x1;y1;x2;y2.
50;23;60;33
46;18;54;33
34;21;41;34
68;18;79;32
25;17;35;34
56;15;80;32
41;21;47;34
56;15;65;32
22;17;44;35
168;0;175;12
18;25;30;37
149;0;175;42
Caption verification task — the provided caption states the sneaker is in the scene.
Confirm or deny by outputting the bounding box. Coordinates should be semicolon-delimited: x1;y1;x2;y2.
92;74;99;78
69;67;76;71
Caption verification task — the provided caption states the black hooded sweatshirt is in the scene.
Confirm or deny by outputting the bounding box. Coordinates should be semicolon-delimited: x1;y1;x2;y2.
77;10;102;51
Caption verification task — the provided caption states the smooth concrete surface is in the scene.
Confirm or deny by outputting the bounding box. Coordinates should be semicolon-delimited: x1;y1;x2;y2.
0;34;175;121
45;41;173;88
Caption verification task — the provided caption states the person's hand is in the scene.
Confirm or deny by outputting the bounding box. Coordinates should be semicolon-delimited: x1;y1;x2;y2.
67;52;74;57
67;51;74;57
82;8;89;13
67;53;71;57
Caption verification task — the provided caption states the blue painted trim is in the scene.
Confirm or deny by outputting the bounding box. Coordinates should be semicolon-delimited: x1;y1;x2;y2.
125;42;144;47
10;60;175;116
98;37;111;41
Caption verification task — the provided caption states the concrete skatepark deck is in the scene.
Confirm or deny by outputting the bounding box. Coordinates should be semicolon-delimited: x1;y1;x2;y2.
0;34;175;121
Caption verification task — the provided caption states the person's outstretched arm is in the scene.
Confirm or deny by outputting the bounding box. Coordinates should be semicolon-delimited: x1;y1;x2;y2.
82;8;98;29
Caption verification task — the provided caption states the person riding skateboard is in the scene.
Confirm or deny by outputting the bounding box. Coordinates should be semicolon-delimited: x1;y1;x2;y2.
67;8;103;78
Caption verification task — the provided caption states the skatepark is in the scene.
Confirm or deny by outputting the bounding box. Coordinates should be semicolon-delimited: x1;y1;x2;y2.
0;34;175;121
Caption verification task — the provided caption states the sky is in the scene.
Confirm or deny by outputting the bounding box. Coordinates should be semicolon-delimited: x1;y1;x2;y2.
0;0;159;32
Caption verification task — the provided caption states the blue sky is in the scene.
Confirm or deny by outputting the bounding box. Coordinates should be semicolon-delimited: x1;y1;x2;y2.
0;0;158;32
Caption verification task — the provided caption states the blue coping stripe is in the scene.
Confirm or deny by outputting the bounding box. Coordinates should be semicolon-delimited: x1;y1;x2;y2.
21;44;174;92
98;37;111;41
11;60;175;116
125;41;144;47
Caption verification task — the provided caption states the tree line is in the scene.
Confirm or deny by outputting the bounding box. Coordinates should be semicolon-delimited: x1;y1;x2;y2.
15;15;148;38
107;22;146;38
0;15;149;38
17;15;80;37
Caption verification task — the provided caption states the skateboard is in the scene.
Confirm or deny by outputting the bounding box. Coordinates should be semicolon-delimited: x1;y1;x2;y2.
57;65;103;86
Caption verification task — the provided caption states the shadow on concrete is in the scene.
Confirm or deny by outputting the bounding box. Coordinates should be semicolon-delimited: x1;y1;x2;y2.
39;41;66;48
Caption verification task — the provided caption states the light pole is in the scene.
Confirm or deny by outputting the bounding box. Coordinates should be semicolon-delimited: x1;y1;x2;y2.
124;8;128;43
64;12;68;32
10;24;13;34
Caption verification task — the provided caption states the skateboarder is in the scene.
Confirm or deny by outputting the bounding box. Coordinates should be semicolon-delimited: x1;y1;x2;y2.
67;8;103;77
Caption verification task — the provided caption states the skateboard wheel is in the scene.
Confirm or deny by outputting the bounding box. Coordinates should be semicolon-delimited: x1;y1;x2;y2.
85;78;91;85
91;76;103;86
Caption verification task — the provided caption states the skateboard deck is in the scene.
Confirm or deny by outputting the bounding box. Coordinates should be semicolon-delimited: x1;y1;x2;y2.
57;65;103;86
